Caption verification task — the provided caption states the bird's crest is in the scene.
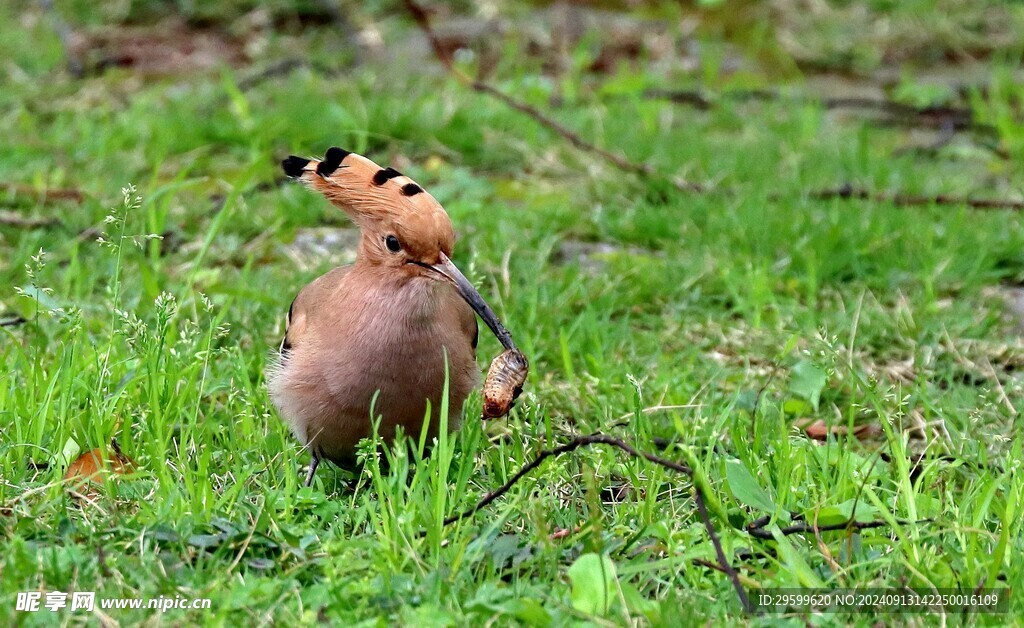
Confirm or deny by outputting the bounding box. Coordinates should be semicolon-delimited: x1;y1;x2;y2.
282;148;446;225
282;148;455;260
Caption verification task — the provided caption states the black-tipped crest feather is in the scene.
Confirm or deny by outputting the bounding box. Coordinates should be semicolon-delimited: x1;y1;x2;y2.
282;156;310;178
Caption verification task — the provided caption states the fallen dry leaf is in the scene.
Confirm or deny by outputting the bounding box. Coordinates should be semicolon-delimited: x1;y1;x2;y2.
549;526;581;541
64;441;137;488
795;418;882;441
69;18;247;77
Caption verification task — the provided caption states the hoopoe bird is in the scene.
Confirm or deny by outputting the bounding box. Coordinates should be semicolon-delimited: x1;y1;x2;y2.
268;148;519;485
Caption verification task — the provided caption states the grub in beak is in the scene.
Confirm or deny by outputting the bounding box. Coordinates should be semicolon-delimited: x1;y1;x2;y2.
482;348;529;419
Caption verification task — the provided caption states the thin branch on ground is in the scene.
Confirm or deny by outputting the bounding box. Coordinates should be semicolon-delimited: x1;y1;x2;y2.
644;88;990;134
692;478;751;611
427;432;751;612
237;58;312;91
404;2;1023;212
0;212;59;228
0;316;28;327
692;557;732;575
428;429;942;610
799;184;1024;211
3;184;84;203
427;422;943;605
823;97;977;131
744;516;927;540
402;0;704;193
435;433;693;526
233;9;1024;211
878;450;1004;479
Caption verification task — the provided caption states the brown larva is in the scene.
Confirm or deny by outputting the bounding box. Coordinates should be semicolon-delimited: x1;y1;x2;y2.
481;348;529;419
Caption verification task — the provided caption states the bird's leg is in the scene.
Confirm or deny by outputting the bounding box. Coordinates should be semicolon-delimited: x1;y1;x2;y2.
304;451;320;488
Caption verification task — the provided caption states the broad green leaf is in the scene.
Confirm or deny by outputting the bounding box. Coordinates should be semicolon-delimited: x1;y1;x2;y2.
783;398;812;416
508;598;552;625
789;360;828;411
55;436;80;471
802;506;849;527
833;498;879;523
725;459;776;513
567;553;617;616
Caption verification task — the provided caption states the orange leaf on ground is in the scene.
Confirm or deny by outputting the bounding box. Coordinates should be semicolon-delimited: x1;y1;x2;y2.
550;526;581;541
795;418;881;441
64;441;136;486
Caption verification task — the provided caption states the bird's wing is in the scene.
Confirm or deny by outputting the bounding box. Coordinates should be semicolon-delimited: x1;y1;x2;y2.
279;266;353;356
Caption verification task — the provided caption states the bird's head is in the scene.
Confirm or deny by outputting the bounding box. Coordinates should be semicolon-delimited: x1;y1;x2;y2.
282;148;515;350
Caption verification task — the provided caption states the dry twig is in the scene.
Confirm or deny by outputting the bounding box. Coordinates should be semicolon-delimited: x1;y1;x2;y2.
3;184;84;203
423;434;753;610
645;89;988;133
428;433;750;610
402;0;703;193
404;2;1022;212
424;431;941;612
744;517;920;540
802;184;1024;211
0;212;59;228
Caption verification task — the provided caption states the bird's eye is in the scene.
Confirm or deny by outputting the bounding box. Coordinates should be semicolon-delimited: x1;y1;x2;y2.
385;235;401;253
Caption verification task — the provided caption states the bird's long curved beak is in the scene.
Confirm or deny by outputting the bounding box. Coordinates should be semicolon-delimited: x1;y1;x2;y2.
427;253;517;351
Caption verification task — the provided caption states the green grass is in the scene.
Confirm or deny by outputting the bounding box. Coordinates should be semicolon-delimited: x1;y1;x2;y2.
2;1;1023;624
